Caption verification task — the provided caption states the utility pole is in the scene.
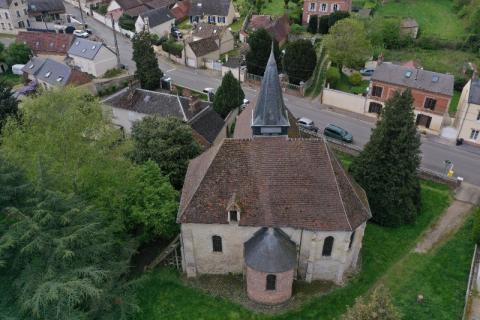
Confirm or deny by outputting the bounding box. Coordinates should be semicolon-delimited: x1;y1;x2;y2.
110;13;121;68
77;0;85;29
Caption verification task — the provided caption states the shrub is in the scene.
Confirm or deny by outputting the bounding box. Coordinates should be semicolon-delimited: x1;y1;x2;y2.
162;39;183;57
307;15;318;33
349;72;363;86
119;14;135;31
473;210;480;245
454;76;468;91
326;67;341;87
103;68;123;78
290;23;304;35
96;3;108;15
319;15;330;34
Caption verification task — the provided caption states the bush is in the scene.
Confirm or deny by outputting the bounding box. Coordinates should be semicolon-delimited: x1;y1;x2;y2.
349;72;363;86
473;210;480;245
103;68;123;78
454;76;468;91
307;15;318;33
290;23;304;35
415;36;463;50
119;14;135;31
326;67;341;87
96;3;108;15
162;39;183;57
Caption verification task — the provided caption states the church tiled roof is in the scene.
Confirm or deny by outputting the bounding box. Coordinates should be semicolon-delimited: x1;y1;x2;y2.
177;137;371;231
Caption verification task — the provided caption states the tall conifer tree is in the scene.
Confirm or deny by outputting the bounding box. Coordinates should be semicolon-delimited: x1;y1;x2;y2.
132;32;163;90
213;71;245;118
350;89;421;227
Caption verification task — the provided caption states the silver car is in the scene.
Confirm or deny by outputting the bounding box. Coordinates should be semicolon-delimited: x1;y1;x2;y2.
297;117;318;132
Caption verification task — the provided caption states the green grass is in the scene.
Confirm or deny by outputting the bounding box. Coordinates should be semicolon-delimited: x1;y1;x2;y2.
261;1;300;16
384;48;480;78
375;0;466;40
0;73;22;87
335;151;355;170
230;16;245;32
177;19;193;30
383;213;475;320
334;72;369;95
449;90;461;116
137;182;454;320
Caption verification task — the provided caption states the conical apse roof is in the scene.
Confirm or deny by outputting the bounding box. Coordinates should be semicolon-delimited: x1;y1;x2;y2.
251;46;289;127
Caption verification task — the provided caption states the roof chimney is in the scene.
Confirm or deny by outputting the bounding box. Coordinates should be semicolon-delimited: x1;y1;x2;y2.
189;95;201;113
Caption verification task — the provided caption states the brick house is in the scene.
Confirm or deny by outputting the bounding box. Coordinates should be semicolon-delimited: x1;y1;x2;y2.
454;76;480;146
367;62;454;133
178;48;371;305
302;0;351;24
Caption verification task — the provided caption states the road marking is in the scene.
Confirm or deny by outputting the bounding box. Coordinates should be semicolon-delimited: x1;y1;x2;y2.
165;68;176;73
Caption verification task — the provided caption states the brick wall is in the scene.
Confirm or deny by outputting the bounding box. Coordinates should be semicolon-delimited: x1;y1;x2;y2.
246;266;294;304
302;0;352;24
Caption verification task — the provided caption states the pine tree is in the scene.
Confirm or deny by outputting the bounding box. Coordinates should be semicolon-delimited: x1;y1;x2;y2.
132;32;163;90
0;81;18;133
0;153;30;211
213;71;245;118
342;285;401;320
283;39;317;85
350;89;421;227
246;28;281;76
0;189;137;320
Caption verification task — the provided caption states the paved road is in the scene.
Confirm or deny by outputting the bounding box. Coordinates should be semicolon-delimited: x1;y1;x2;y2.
65;2;480;186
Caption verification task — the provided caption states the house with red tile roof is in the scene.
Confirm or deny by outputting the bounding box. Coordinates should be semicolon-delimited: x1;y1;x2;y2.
16;31;74;57
244;14;290;46
178;47;371;305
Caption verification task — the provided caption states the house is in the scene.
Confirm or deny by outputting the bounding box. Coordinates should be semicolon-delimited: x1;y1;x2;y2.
400;18;419;39
454;75;480;146
22;57;92;89
185;37;219;68
245;14;290;46
102;87;225;146
169;0;190;22
0;0;30;32
107;0;174;20
135;6;175;36
367;62;454;132
16;31;74;59
27;0;67;29
189;0;235;26
302;0;352;24
191;22;233;54
67;38;118;77
178;48;371;305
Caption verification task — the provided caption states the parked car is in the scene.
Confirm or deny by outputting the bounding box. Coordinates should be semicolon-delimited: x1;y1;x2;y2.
73;30;89;38
297;117;318;132
171;27;183;40
203;87;215;101
323;124;353;143
360;68;375;77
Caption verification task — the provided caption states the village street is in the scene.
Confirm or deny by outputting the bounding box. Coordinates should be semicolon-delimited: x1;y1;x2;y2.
65;2;480;186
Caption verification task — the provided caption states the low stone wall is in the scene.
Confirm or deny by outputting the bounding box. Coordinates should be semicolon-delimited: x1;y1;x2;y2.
154;46;185;65
322;88;370;115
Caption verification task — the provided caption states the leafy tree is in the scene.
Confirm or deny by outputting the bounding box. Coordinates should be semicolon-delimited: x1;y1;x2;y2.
4;43;32;66
128;161;179;241
328;10;350;28
284;0;289;9
307;15;318;33
132;32;163;90
284;39;317;84
213;71;245;118
246;28;281;76
326;66;341;87
130;116;201;189
0;81;18;133
0;189;138;320
319;15;330;34
350;90;421;227
349;72;363;86
324;18;372;68
342;285;401;320
119;13;135;31
255;0;264;12
0;153;30;212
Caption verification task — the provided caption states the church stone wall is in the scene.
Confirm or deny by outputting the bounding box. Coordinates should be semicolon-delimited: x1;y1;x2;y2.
180;222;366;284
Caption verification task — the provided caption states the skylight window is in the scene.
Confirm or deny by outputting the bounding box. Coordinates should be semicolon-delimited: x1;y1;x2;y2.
405;71;412;78
56;76;63;82
91;45;96;50
432;75;439;83
49;42;54;47
81;48;87;53
75;41;80;45
45;72;51;78
28;64;34;69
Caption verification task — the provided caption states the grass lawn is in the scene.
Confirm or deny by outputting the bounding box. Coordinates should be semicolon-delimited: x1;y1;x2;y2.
230;16;245;32
375;0;466;40
0;73;22;87
384;48;480;78
176;19;193;30
449;90;461;117
136;181;454;320
261;1;300;16
334;72;369;95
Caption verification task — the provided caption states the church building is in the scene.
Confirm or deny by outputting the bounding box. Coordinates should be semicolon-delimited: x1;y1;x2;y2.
177;47;371;305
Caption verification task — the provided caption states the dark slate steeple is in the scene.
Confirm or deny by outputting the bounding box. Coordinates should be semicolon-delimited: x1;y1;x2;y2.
251;45;290;136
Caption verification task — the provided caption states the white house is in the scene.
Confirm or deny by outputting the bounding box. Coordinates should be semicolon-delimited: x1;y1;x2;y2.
455;76;480;146
135;6;175;36
189;0;235;26
67;38;118;77
0;0;30;33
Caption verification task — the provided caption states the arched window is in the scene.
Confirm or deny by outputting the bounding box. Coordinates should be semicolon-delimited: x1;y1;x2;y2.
349;231;356;250
212;235;222;252
322;236;334;256
266;274;276;291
